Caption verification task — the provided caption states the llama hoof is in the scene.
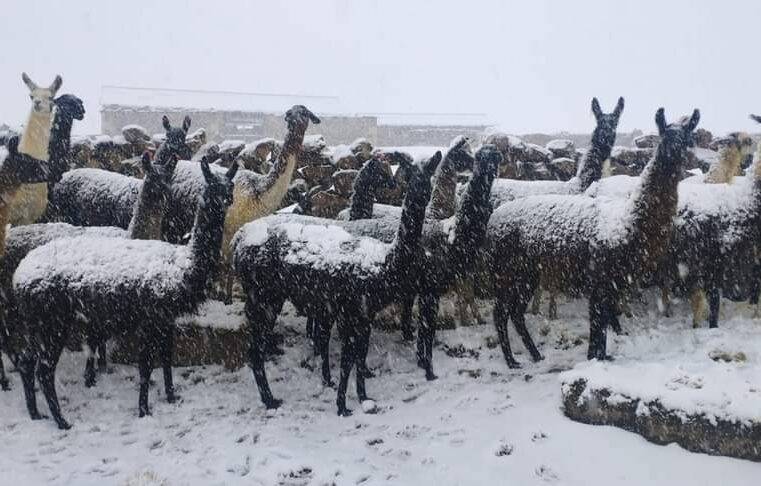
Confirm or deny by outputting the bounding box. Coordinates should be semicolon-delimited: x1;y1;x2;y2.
531;354;545;363
166;394;181;404
84;377;96;388
264;398;283;410
56;419;72;430
401;332;415;342
30;412;47;421
359;367;375;379
138;408;152;418
265;345;285;357
0;379;10;391
416;358;427;370
337;407;353;417
322;379;336;388
506;360;522;370
425;371;438;381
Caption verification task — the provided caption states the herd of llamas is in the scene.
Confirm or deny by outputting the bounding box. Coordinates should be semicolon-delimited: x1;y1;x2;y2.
0;73;759;429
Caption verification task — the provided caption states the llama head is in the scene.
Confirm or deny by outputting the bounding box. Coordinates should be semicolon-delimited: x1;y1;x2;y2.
141;151;178;199
200;156;237;213
285;105;321;132
446;136;475;172
22;73;62;113
590;96;624;150
54;94;85;121
363;156;397;191
473;144;502;181
161;115;193;160
655;108;700;157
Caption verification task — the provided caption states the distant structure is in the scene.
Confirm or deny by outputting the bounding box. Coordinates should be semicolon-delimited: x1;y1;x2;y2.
99;86;490;146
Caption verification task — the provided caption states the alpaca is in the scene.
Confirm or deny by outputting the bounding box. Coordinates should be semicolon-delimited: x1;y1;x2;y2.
703;132;753;183
488;108;699;367
233;152;441;415
0;152;178;391
12;156;235;429
45;94;86;193
488;97;624;208
45;115;192;228
8;73;63;226
157;106;319;302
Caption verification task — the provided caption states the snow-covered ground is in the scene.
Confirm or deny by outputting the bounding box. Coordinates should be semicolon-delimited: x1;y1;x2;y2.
1;294;760;485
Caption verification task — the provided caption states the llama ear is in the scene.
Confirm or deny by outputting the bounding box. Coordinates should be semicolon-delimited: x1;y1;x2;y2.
655;108;667;135
226;160;239;180
7;135;19;155
49;75;62;94
591;97;603;120
182;116;192;133
685;109;700;132
613;97;624;118
200;158;214;183
750;114;761;125
22;72;37;91
424;151;443;178
162;115;172;132
140;152;153;174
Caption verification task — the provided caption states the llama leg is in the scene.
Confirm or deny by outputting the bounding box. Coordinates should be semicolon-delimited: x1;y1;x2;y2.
530;287;542;315
314;317;334;387
688;286;708;328
661;284;673;318
466;279;485;326
306;316;315;344
245;298;281;409
708;286;721;329
84;334;99;388
0;355;8;391
548;290;558;321
509;306;543;362
400;294;416;342
263;298;285;357
354;319;372;403
493;298;520;369
137;344;155;417
18;351;43;420
587;289;612;361
336;328;354;417
159;329;177;403
97;341;108;373
37;344;70;430
418;293;439;381
454;278;470;327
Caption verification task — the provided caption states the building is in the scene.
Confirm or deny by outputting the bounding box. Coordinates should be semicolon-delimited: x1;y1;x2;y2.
99;86;490;146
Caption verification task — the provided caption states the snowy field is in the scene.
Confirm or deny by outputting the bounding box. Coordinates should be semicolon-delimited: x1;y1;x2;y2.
1;294;760;486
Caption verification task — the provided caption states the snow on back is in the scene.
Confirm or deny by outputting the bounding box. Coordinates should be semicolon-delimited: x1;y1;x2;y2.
238;218;391;274
490;177;580;207
0;146;8;171
62;168;141;205
14;236;192;296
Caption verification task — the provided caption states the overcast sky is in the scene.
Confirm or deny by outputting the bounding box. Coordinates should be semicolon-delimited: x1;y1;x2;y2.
2;0;759;136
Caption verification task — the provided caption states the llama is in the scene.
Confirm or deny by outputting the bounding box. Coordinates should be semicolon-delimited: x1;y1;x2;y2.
488;97;624;208
660;116;761;328
0;152;178;391
45;115;192;228
487;107;699;367
8;73;63;226
162;105;320;302
12;157;236;429
336;155;398;221
703;132;753;184
45;94;86;193
232;152;441;415
0;137;54;256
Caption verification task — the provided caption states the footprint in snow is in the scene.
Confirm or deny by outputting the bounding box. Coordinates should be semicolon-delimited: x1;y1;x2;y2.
535;464;559;482
532;431;549;442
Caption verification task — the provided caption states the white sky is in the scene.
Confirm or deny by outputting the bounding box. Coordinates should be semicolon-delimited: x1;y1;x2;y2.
1;0;759;135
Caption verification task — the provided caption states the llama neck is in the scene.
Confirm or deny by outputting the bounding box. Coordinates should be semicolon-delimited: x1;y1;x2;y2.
389;182;430;266
348;167;377;220
428;157;457;220
19;111;52;161
48;113;74;184
577;132;613;191
258;124;306;194
127;176;165;240
626;143;683;257
187;198;226;295
449;168;496;274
